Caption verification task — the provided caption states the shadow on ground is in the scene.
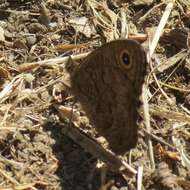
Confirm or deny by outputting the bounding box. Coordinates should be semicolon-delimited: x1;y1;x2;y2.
44;121;101;190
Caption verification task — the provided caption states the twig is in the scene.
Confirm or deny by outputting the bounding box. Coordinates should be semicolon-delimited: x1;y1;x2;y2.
180;105;190;115
143;1;175;169
142;128;176;150
158;81;190;93
137;166;143;190
0;104;11;127
142;84;155;170
156;50;187;73
150;105;190;124
149;58;173;105
120;8;128;39
0;183;37;190
138;3;165;24
148;1;175;59
17;52;90;72
0;168;20;185
0;155;24;169
61;124;137;176
0;75;24;103
149;52;188;101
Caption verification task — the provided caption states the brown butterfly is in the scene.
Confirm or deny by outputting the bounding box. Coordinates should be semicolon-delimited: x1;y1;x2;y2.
68;39;147;154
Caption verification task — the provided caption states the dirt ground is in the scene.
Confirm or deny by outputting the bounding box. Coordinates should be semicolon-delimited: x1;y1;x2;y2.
0;0;190;190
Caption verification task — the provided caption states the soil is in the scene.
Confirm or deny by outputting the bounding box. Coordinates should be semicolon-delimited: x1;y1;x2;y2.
0;0;190;190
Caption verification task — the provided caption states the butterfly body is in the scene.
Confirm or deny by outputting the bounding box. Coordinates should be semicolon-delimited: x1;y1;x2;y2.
69;39;147;154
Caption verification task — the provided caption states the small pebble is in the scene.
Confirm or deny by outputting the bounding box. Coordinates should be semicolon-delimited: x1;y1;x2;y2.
26;35;37;47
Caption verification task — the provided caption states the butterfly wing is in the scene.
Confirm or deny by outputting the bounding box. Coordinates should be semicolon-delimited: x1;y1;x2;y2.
70;39;147;154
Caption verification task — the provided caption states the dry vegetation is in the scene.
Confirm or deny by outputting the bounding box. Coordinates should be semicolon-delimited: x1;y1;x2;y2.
0;0;190;190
